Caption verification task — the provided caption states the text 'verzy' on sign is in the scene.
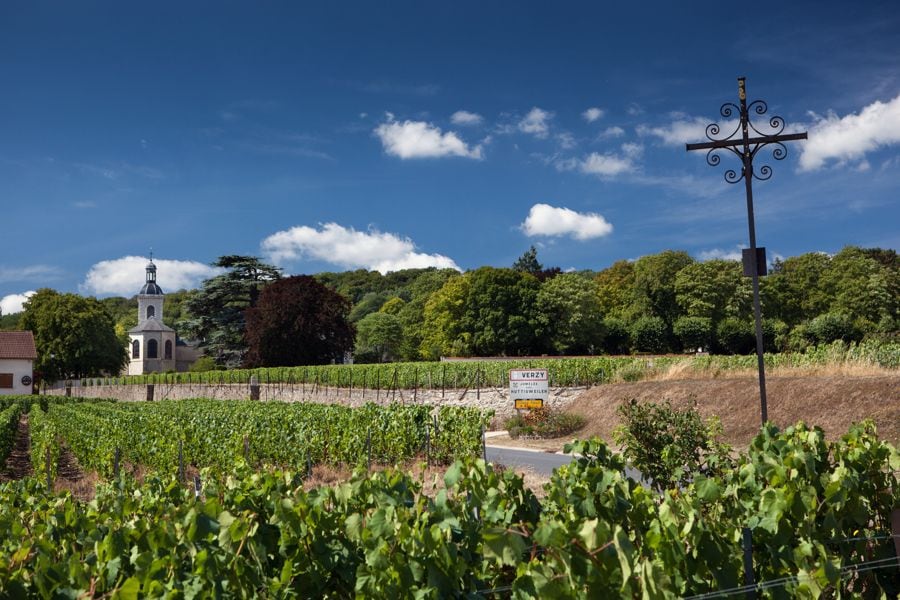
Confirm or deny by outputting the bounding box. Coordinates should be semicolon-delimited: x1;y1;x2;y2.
509;369;548;407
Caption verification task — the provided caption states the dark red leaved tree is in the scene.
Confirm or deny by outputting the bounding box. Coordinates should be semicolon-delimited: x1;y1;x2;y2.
244;275;355;367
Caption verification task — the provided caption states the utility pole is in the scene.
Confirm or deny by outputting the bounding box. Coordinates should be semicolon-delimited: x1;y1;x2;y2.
686;77;807;426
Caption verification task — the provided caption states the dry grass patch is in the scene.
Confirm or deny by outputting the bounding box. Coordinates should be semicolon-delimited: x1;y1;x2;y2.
637;358;898;383
569;374;900;449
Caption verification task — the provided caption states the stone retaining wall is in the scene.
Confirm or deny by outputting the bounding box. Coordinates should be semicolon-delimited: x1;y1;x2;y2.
45;382;591;419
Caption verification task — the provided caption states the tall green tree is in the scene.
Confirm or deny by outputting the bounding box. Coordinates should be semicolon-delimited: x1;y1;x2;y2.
379;296;406;316
821;246;899;329
536;273;605;354
421;267;541;358
20;289;126;381
0;311;20;330
354;312;404;362
512;245;541;274
348;291;391;322
763;252;832;327
512;245;560;281
462;267;542;356
420;276;471;359
632;250;694;328
675;260;751;326
395;269;460;361
244;276;354;367
595;260;637;321
182;256;281;367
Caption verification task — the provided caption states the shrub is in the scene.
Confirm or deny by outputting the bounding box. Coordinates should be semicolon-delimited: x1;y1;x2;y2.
716;317;754;354
613;399;731;491
630;316;669;353
673;316;712;352
762;318;788;352
807;312;862;344
786;323;814;352
601;317;630;354
190;356;217;372
504;407;586;439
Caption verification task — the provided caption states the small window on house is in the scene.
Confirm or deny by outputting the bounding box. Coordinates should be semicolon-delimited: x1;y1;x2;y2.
132;340;140;359
147;339;158;359
147;305;155;319
0;373;13;388
164;340;173;360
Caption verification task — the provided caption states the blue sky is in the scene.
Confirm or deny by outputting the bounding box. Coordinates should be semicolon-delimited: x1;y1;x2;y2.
1;1;898;312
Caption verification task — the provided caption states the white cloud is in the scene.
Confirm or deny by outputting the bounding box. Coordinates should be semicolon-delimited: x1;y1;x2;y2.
798;94;900;171
518;107;552;138
556;132;577;149
521;203;613;240
374;115;483;159
598;126;625;139
0;291;35;315
637;116;721;146
579;152;635;177
81;256;222;296
450;110;483;126
583;107;605;122
262;223;460;274
553;157;580;172
621;142;644;159
0;264;63;284
697;247;743;262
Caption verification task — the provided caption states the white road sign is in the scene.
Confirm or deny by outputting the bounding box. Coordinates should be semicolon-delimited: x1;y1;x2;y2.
509;369;548;405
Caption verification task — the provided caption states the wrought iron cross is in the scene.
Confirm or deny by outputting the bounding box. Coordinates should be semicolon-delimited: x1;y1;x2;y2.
686;77;807;426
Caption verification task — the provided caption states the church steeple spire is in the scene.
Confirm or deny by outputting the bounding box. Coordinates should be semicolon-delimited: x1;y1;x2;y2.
140;254;164;296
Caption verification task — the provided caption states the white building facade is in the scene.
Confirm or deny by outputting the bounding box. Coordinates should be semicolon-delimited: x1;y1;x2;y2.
0;331;37;395
127;260;180;375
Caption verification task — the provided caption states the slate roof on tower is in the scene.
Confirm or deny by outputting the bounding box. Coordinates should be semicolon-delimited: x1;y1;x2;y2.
140;280;164;295
128;319;175;334
140;259;164;295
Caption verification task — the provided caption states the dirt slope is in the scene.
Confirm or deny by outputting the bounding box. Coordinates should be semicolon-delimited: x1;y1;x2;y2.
567;375;900;448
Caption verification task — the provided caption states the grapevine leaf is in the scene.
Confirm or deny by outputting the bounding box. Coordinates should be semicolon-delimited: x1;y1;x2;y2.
482;527;527;567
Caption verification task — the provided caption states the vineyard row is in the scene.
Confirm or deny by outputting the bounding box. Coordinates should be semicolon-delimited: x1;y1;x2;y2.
71;339;899;390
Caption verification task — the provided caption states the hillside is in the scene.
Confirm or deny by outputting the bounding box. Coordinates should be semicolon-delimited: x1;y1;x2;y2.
564;375;900;448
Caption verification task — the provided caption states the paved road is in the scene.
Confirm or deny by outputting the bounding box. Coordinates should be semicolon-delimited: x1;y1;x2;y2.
486;445;644;483
485;446;575;475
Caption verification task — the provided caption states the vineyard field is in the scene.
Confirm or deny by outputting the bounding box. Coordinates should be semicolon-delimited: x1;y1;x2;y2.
0;415;897;598
10;398;491;483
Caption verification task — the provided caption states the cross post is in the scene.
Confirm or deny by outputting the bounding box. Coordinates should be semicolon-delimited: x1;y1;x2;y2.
686;77;807;426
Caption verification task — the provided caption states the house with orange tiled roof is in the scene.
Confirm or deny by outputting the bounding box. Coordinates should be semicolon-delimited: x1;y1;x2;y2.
0;331;37;395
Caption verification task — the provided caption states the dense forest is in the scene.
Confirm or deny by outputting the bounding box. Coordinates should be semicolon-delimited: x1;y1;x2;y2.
2;246;897;370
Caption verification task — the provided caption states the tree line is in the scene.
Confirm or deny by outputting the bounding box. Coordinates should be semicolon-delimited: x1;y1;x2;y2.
351;245;897;361
3;246;896;378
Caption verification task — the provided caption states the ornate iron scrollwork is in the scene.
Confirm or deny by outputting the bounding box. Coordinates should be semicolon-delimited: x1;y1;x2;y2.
699;93;795;184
